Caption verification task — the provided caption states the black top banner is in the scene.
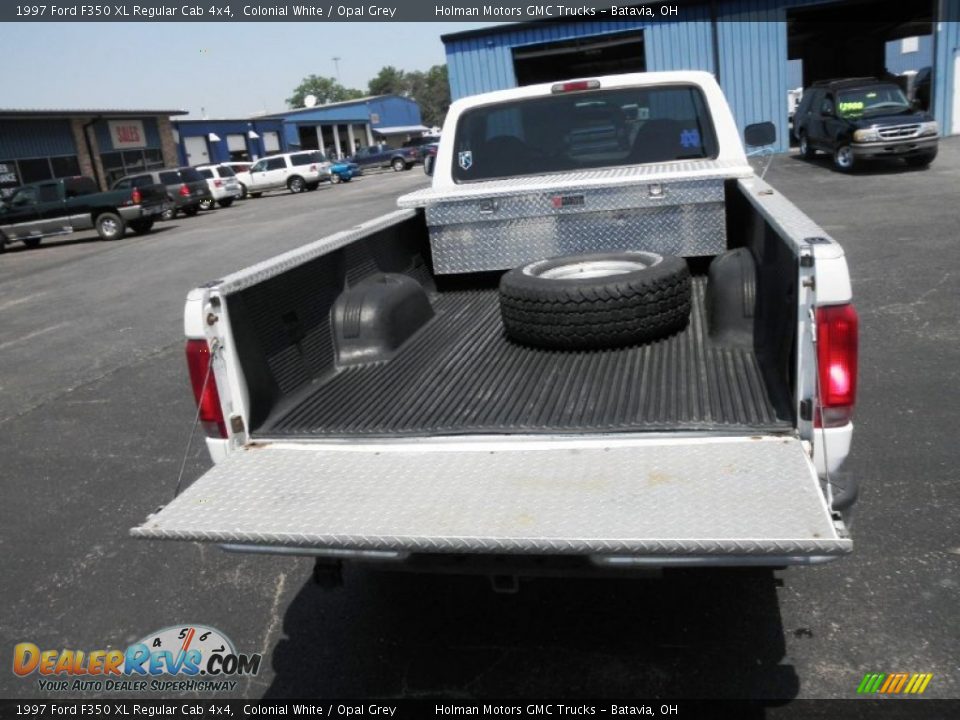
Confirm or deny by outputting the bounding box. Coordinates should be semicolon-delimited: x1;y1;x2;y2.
2;1;669;23
2;1;954;23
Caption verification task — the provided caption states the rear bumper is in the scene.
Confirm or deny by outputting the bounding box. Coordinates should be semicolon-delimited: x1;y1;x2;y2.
119;204;164;221
851;136;938;158
210;186;242;200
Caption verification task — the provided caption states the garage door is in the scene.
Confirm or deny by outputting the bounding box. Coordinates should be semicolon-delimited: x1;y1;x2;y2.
184;136;209;165
263;131;280;153
513;32;645;87
226;134;247;153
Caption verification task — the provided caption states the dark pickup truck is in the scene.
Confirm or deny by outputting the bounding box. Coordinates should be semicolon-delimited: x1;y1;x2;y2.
0;176;167;251
347;143;420;172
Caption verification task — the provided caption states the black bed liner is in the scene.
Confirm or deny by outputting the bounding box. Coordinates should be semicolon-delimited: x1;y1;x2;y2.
256;278;792;438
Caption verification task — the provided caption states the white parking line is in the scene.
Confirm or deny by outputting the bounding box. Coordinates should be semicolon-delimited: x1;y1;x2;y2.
0;322;69;350
0;290;50;312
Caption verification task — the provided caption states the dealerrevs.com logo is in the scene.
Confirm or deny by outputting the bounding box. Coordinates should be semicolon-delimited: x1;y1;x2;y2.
13;625;261;693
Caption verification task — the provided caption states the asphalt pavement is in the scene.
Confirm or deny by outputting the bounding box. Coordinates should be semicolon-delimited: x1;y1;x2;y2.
1;147;957;705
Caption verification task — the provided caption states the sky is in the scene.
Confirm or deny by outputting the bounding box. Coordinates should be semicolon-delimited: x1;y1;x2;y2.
4;22;502;118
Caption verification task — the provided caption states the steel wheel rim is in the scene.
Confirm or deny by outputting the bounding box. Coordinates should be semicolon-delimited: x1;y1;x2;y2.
538;259;649;280
101;218;119;236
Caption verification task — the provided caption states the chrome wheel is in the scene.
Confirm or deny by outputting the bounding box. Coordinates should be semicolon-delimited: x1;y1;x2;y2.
834;146;854;171
528;252;663;280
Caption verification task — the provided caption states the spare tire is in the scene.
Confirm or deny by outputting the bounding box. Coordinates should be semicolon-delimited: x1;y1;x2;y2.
499;251;691;349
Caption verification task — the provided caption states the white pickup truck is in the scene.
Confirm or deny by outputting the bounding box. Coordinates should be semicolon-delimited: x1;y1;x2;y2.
134;72;859;584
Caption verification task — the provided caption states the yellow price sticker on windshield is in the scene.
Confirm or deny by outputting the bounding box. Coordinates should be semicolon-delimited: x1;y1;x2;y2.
839;101;864;112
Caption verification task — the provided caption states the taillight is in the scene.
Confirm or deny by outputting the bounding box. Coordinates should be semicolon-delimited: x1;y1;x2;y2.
130;187;142;204
310;164;317;172
551;79;601;93
815;304;858;427
179;184;190;197
185;339;227;438
214;179;223;187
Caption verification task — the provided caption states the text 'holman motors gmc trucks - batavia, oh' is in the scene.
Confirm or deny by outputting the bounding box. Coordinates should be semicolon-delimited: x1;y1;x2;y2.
132;71;859;588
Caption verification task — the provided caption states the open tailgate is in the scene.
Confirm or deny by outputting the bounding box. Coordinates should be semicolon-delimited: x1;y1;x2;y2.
132;436;850;561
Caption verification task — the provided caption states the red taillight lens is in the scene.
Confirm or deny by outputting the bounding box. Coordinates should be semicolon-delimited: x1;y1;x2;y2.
816;304;858;427
179;184;190;197
185;339;227;438
130;187;142;204
214;179;222;187
551;79;601;93
310;164;317;172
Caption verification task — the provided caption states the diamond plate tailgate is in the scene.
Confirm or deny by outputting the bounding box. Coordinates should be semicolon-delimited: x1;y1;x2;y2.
132;437;850;558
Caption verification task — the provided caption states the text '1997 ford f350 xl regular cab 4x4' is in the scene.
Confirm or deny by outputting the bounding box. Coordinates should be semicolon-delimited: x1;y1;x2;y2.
133;72;859;585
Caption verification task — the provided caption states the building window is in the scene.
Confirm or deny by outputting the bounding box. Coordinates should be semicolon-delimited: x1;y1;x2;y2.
50;156;81;178
0;155;81;196
18;158;54;184
100;148;165;186
901;36;919;54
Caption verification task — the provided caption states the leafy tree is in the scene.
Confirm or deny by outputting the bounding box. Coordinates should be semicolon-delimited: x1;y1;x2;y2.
417;65;451;127
368;66;407;96
288;64;452;127
286;75;364;108
367;64;451;128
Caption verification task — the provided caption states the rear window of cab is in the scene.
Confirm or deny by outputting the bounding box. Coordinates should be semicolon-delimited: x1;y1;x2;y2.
452;84;718;183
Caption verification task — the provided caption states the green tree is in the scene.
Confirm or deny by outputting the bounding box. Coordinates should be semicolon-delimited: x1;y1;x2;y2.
368;66;407;96
367;64;451;128
286;75;364;108
415;65;451;127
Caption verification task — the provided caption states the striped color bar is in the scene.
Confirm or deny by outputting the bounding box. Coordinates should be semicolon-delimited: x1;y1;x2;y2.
857;673;933;694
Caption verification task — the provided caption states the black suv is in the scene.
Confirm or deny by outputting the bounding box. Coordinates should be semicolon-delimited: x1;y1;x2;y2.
793;78;938;171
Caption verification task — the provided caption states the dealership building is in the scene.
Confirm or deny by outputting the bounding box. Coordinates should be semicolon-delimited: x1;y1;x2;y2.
442;0;960;151
0;109;185;194
171;95;426;167
263;94;427;157
0;95;426;196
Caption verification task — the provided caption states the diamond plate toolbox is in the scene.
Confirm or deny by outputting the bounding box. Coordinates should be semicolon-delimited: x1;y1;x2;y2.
425;178;727;274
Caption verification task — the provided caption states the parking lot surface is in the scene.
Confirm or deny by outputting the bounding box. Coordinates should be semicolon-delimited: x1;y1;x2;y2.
1;147;957;703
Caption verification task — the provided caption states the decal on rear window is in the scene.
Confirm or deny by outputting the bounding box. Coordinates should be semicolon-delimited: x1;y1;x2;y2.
680;128;702;149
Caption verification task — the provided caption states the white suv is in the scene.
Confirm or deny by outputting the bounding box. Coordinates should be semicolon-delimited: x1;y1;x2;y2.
195;164;243;209
246;151;331;196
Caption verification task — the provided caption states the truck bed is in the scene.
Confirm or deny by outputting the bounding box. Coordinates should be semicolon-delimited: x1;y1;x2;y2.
256;277;792;439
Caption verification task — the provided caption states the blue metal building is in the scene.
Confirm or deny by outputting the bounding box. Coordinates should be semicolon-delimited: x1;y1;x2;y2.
172;118;288;167
263;95;426;159
443;1;960;151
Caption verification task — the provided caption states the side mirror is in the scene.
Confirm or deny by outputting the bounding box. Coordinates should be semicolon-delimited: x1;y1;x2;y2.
744;121;777;148
424;154;436;176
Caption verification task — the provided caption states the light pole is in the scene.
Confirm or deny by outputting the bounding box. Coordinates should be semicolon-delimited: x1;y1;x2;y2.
332;57;341;82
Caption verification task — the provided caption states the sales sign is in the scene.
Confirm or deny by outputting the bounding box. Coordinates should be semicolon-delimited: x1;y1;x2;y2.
108;120;146;149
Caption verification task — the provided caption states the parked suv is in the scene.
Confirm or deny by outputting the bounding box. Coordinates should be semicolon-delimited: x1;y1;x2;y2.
221;162;253;198
113;167;212;219
195;165;242;209
793;77;938;171
246;152;330;196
